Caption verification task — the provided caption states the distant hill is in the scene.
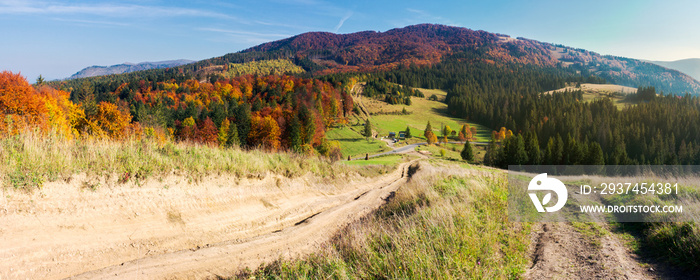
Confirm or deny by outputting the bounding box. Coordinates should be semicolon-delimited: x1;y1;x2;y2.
650;58;700;82
240;24;700;94
68;59;194;79
57;24;700;95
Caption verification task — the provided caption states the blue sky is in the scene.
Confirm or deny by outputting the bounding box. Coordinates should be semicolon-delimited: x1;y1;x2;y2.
2;0;699;81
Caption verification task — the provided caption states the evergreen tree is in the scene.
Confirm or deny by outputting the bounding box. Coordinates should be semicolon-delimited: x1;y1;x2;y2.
553;134;564;164
236;104;252;146
585;142;605;165
289;115;302;151
424;121;437;145
405;126;412;138
524;131;541;165
364;119;373;140
484;136;498;167
544;137;555;165
299;106;315;146
461;140;474;163
227;123;239;147
424;121;433;139
564;134;583;165
502;134;528;167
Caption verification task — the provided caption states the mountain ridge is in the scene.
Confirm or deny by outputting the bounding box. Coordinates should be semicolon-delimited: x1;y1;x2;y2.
237;23;700;94
650;58;700;82
68;59;195;79
56;24;700;95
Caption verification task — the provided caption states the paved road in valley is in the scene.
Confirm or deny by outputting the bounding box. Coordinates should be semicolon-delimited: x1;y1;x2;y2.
353;141;488;160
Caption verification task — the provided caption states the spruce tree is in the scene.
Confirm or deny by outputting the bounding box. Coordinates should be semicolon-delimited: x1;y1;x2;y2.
236;104;251;146
484;136;498;167
364;119;372;140
524;131;541;165
227;123;239;147
461;140;474;163
289;115;302;152
300;106;315;146
585;142;605;165
424;121;433;139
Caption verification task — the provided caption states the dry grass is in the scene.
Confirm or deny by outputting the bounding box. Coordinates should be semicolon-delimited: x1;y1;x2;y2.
0;132;383;191
239;163;531;279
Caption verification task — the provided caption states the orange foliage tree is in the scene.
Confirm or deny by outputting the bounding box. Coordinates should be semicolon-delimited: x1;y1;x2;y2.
85;102;132;139
248;115;281;150
36;85;82;138
196;117;218;145
0;71;48;134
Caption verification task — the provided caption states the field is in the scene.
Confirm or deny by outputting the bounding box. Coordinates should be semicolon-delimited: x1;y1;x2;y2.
342;154;408;166
327;86;493;157
544;83;638;109
415;142;487;163
325;125;390;158
360;88;492;142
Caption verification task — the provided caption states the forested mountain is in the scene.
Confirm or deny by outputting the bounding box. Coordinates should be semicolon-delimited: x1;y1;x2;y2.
24;23;700;164
243;24;700;94
68;59;194;79
651;58;700;82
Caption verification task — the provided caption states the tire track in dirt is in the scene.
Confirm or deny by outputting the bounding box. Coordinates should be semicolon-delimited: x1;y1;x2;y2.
0;161;413;280
66;161;417;279
524;191;655;279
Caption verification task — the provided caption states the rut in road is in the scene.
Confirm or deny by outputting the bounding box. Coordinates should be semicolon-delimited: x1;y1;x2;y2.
69;161;419;280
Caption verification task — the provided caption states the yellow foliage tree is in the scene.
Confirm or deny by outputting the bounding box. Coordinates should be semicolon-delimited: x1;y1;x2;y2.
248;115;281;151
218;118;230;147
87;102;132;139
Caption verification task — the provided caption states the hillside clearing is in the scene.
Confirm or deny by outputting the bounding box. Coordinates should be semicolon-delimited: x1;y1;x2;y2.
329;84;492;158
359;88;491;142
544;83;638;109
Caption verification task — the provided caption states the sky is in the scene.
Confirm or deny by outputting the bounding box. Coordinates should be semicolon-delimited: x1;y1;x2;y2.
2;0;700;81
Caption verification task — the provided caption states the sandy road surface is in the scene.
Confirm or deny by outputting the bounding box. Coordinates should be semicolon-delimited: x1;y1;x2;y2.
523;189;654;279
1;161;415;280
524;222;652;280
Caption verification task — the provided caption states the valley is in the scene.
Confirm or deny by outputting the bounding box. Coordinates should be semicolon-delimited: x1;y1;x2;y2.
2;19;700;280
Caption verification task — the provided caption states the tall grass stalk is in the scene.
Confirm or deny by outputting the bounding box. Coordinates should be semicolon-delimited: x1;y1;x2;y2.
242;164;531;279
0;131;375;191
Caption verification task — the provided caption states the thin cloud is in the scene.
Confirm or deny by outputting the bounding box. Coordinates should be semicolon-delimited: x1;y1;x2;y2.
334;11;353;33
198;27;293;44
50;17;130;27
0;0;241;21
199;27;292;38
403;8;459;26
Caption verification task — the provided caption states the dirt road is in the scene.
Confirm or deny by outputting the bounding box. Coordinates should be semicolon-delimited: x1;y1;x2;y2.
524;222;653;280
1;162;415;280
523;190;655;279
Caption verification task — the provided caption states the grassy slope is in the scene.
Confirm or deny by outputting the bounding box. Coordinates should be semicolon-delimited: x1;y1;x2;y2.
328;87;492;158
546;83;637;110
342;154;407;166
363;88;491;142
416;142;487;163
0;132;386;191
242;163;530;279
325;126;390;158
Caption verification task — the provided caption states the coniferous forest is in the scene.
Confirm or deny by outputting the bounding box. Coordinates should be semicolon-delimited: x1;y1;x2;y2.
4;24;700;166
